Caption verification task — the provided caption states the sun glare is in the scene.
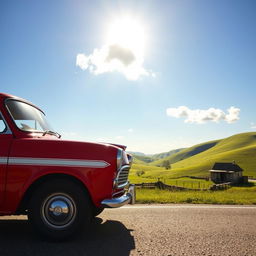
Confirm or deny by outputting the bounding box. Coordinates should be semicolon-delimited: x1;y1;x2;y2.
106;17;146;54
76;16;152;80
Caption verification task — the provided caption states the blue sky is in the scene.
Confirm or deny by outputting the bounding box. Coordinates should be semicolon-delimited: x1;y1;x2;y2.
1;0;256;153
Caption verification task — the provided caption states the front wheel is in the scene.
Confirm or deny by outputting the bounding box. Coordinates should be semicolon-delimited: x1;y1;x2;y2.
28;179;92;240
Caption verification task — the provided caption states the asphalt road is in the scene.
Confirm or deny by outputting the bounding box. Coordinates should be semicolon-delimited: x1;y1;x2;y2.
0;205;256;256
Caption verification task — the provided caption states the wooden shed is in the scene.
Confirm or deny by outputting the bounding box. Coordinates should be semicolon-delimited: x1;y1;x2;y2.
209;162;243;184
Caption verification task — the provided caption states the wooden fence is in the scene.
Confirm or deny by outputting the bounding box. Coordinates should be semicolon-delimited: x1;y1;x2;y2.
135;181;203;191
135;181;231;191
209;182;231;191
178;175;209;181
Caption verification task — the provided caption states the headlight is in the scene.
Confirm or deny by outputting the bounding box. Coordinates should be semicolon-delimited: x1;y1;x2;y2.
117;148;123;170
116;149;130;170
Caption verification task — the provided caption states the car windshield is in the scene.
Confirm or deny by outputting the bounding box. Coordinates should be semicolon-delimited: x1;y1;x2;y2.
6;100;53;133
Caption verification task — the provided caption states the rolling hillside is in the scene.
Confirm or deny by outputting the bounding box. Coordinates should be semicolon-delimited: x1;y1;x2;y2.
130;132;256;178
130;148;184;164
151;140;220;166
168;132;256;177
150;148;185;161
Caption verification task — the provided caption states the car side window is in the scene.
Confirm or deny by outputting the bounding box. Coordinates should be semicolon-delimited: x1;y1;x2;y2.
0;114;7;133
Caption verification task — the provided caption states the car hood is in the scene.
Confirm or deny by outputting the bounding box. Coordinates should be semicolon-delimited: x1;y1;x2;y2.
10;137;120;165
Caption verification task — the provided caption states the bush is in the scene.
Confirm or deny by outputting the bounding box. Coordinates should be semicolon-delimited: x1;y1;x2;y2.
136;170;145;176
162;160;171;170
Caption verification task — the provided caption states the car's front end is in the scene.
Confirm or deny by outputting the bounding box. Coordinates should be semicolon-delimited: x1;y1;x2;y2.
2;93;136;210
101;148;135;208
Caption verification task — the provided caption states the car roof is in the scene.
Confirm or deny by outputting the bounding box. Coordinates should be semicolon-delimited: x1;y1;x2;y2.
0;93;45;114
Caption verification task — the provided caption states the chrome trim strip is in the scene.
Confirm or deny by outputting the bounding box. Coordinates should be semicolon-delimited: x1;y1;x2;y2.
112;190;125;197
0;157;8;164
115;181;129;189
101;194;131;208
8;157;110;168
101;184;135;208
114;164;130;188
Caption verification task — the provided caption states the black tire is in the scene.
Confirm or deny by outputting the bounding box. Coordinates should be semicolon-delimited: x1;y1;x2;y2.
28;178;92;241
92;207;104;217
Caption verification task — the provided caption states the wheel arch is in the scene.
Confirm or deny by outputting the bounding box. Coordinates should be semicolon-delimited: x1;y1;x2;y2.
16;173;93;214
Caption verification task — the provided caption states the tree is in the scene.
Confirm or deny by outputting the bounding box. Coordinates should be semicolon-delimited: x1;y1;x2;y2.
162;160;171;170
136;170;145;176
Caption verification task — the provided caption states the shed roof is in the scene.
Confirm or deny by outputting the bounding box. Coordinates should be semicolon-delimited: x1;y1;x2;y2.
209;170;235;173
212;162;243;172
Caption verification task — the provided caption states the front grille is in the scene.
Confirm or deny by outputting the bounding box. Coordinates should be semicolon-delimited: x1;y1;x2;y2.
115;165;130;188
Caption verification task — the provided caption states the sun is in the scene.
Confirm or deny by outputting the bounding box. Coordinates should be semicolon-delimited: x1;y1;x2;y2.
106;17;146;55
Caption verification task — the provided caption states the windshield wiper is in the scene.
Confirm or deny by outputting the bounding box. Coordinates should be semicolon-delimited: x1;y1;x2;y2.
42;130;61;138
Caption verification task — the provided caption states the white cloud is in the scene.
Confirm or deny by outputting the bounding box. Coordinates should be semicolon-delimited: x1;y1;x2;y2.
166;106;240;124
250;122;256;129
225;106;240;123
76;44;154;80
128;128;134;133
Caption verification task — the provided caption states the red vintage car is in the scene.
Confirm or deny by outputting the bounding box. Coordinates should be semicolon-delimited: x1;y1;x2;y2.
0;93;135;240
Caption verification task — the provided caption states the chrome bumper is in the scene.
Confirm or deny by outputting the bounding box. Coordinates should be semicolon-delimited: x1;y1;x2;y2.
101;184;136;208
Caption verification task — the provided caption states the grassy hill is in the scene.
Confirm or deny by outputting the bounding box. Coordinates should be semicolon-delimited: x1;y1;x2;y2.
151;140;220;166
150;148;185;161
130;148;184;164
168;132;256;177
130;132;256;180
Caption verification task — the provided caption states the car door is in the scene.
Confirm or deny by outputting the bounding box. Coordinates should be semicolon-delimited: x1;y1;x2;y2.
0;112;13;206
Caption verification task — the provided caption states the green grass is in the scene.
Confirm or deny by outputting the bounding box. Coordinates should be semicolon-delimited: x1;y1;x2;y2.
129;162;210;181
130;163;169;180
135;185;256;205
129;171;214;189
162;177;213;189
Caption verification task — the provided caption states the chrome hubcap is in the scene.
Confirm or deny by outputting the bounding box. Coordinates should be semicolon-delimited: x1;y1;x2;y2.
41;193;76;229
